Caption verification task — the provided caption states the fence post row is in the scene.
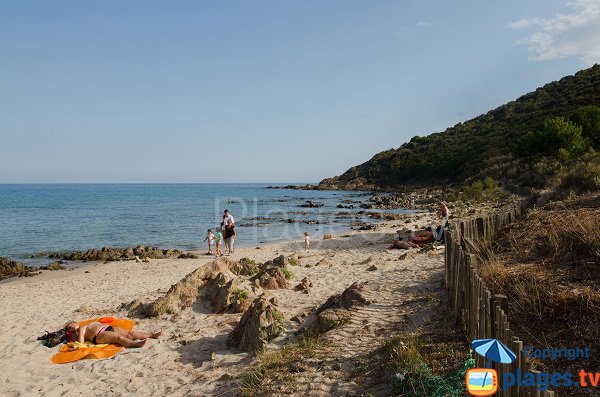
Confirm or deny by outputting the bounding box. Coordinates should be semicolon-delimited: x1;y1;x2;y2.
444;198;555;397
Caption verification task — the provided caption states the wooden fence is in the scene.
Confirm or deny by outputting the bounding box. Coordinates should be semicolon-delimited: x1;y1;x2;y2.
444;197;556;397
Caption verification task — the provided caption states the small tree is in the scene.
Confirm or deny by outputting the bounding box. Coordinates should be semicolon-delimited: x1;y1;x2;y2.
516;117;590;159
570;106;600;149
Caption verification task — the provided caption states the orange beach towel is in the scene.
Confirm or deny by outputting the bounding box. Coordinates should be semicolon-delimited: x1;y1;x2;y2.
51;317;134;364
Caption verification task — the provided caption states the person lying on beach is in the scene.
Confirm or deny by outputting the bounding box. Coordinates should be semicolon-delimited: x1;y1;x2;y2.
411;227;434;244
64;321;163;348
388;237;419;250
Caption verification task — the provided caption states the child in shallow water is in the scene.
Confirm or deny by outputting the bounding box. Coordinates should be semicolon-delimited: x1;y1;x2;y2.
203;229;215;254
64;321;162;348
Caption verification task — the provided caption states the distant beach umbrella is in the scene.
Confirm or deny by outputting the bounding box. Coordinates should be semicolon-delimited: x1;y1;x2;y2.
472;338;517;364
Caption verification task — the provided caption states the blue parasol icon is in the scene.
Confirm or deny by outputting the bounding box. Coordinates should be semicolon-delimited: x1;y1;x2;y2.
472;338;517;367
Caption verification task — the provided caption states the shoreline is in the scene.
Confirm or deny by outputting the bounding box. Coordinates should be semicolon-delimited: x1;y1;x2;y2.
0;208;443;396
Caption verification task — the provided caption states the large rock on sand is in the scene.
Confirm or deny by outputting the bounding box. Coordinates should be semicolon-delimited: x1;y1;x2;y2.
121;259;232;317
300;282;370;337
229;257;259;276
204;271;252;313
254;267;290;290
226;297;284;353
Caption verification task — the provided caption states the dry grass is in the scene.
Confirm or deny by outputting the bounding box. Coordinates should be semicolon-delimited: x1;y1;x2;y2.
479;193;600;376
238;337;324;397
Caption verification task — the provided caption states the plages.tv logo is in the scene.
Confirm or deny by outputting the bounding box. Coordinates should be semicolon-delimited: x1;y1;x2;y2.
467;339;599;395
466;338;516;396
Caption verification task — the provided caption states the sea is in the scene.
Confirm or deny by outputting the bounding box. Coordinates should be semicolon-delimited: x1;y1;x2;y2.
0;184;412;264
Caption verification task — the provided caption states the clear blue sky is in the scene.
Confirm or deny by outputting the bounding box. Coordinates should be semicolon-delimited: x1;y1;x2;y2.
1;1;598;183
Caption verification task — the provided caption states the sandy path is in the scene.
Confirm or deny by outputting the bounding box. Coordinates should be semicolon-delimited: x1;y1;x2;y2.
0;212;445;397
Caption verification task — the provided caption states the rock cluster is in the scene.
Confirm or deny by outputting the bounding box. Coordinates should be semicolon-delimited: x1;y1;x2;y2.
298;200;324;208
0;257;37;280
47;245;198;262
39;261;66;271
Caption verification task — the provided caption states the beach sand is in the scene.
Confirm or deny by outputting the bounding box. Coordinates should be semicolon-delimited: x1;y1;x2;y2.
0;211;447;397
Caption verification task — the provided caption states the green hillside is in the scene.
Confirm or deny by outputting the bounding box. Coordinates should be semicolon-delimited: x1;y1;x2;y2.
319;65;600;190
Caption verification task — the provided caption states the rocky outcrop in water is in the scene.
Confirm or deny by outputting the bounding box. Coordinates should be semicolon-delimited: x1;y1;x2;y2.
47;245;197;262
298;200;324;208
0;257;38;280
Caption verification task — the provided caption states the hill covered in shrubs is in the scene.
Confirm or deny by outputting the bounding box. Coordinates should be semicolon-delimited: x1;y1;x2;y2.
319;65;600;192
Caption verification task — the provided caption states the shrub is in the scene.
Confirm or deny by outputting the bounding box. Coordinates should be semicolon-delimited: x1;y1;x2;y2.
281;268;294;280
570;106;600;149
561;153;600;192
516;117;590;159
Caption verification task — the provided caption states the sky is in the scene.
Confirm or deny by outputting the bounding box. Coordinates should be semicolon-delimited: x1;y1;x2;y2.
1;0;599;183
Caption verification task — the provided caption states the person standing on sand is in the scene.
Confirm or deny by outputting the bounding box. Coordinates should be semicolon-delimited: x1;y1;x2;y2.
221;209;235;229
224;219;236;255
214;227;223;257
304;232;310;251
203;229;215;255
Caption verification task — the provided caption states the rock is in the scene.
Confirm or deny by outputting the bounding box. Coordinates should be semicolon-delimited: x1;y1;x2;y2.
124;258;233;317
257;267;289;289
398;253;409;260
142;257;150;263
294;277;312;294
323;234;333;240
178;252;199;259
230;258;259;276
39;261;66;271
226;297;284;353
290;313;307;323
0;257;37;280
76;305;92;313
298;200;324;208
303;309;351;337
299;282;370;337
316;259;330;266
358;224;378;231
317;282;370;312
45;246;191;262
251;256;293;290
272;255;289;268
205;271;242;313
367;264;378;271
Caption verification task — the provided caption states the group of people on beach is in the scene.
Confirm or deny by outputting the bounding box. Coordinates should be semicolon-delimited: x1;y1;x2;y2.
203;210;236;257
389;201;450;249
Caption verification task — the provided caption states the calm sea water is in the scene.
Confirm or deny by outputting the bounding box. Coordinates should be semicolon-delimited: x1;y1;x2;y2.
0;184;405;261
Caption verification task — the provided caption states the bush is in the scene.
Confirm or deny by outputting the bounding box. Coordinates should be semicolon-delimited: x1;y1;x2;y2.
516;117;590;159
561;153;600;192
570;106;600;149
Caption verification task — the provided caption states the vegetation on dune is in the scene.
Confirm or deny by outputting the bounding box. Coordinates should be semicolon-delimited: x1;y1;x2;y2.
319;65;600;192
380;332;473;397
480;194;600;385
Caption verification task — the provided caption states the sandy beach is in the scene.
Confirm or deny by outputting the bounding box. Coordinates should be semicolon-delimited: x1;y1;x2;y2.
0;211;447;397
